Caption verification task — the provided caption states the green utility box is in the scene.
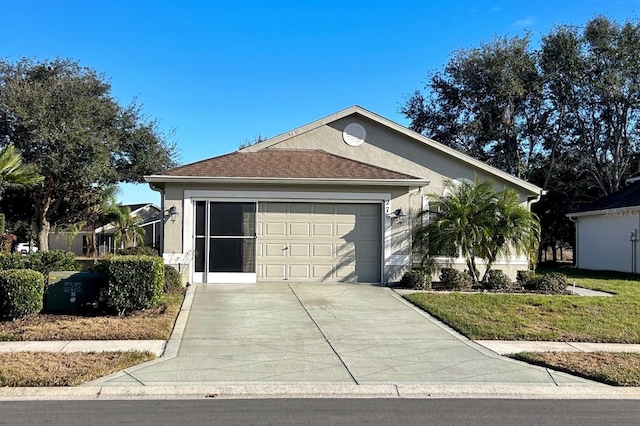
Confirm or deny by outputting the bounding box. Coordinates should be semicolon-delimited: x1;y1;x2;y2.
46;271;102;312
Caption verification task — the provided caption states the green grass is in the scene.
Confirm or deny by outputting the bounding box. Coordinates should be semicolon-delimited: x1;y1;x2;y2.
404;267;640;343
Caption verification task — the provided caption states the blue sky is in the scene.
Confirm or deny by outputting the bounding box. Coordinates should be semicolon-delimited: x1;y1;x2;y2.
3;0;639;205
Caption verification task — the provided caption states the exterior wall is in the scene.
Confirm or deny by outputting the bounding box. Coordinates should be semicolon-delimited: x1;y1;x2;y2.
161;182;415;283
158;113;539;283
268;115;527;201
49;233;85;255
576;212;640;273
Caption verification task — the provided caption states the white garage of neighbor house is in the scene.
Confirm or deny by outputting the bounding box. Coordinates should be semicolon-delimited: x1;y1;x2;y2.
145;106;543;284
567;177;640;274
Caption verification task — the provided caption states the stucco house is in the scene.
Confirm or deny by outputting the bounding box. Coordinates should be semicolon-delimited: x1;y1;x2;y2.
567;177;640;274
49;203;162;256
145;106;543;284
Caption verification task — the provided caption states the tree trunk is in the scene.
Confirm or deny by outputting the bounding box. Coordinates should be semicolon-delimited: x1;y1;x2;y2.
36;218;50;252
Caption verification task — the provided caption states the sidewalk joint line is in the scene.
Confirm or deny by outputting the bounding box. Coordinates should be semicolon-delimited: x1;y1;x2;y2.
287;283;360;385
124;371;146;386
59;341;71;353
545;368;559;386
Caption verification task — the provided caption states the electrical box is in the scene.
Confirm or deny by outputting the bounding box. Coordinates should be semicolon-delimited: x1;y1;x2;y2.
46;271;101;312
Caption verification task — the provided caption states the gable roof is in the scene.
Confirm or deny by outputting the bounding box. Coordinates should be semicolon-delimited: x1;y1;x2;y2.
147;149;429;187
568;182;640;217
240;105;542;195
163;149;418;180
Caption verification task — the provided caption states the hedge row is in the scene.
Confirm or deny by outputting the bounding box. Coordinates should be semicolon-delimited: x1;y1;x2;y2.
0;250;77;276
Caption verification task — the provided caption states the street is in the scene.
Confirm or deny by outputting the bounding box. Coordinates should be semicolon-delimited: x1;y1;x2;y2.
1;398;639;425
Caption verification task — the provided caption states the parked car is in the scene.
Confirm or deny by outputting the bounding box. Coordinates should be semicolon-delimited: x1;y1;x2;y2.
16;242;38;254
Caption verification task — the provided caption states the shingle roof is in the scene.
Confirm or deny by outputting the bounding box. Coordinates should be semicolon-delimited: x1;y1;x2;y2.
572;182;640;213
164;149;420;180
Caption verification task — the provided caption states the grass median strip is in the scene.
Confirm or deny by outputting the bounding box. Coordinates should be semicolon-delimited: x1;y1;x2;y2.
0;351;156;386
511;352;640;387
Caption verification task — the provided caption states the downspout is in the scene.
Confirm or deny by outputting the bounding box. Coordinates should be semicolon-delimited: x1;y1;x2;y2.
527;189;547;268
149;183;165;257
568;216;578;269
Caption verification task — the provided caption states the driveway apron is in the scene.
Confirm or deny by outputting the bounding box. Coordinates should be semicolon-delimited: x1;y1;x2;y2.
92;283;594;386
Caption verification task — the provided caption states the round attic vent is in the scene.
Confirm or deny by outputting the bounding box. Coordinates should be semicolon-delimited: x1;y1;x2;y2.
343;123;366;146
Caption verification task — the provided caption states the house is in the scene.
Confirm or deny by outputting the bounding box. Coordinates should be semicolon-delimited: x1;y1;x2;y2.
49;203;162;256
567;178;640;274
145;106;543;284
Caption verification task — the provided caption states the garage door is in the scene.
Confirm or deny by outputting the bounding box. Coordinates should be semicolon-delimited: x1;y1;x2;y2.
257;202;381;282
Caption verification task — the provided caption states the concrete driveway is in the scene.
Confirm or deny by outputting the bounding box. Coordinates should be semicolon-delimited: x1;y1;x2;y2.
92;283;594;386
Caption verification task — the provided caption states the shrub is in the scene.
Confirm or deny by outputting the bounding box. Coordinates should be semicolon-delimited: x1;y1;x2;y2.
103;255;164;315
0;253;29;270
400;269;431;290
517;270;536;287
483;269;515;291
439;268;472;290
0;269;45;319
116;246;160;256
525;272;568;294
28;250;78;276
163;265;183;293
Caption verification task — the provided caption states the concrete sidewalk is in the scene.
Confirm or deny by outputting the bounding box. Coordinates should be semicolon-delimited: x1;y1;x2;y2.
0;340;166;356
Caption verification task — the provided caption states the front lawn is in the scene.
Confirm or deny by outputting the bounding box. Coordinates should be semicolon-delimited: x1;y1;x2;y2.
403;267;640;343
0;293;183;341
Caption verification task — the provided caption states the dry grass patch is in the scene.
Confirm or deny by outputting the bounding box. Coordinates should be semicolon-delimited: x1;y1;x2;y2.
0;293;183;341
0;351;156;386
512;352;640;387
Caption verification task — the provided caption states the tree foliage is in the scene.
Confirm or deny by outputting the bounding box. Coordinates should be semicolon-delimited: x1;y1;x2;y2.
402;16;640;260
0;58;178;250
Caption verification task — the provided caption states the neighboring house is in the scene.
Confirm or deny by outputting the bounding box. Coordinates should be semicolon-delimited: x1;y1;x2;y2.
49;203;162;256
567;177;640;274
146;106;543;284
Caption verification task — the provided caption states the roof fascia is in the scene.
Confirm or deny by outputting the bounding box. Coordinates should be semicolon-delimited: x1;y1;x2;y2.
567;206;640;218
145;175;429;187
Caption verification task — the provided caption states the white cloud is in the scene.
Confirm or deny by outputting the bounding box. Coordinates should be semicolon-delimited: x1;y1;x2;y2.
490;6;502;12
512;17;536;27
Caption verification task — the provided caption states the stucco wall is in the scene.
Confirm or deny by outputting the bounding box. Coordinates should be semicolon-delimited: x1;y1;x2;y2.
269;115;530;201
157;113;538;282
576;212;640;273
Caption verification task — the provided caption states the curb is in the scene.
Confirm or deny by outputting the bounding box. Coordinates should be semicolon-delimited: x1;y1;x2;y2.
1;384;640;401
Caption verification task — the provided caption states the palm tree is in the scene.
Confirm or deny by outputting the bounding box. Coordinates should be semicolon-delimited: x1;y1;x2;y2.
0;144;43;249
112;206;146;249
85;186;121;257
0;144;43;190
417;178;540;285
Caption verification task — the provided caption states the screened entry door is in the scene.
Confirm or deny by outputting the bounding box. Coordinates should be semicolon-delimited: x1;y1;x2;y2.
192;201;257;283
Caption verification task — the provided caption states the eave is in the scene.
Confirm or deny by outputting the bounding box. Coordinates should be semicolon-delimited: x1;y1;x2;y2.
145;175;430;187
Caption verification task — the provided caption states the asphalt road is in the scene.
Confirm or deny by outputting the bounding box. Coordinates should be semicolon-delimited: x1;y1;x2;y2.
1;399;639;425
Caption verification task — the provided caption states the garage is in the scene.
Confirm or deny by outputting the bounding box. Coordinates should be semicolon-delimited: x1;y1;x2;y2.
257;202;382;282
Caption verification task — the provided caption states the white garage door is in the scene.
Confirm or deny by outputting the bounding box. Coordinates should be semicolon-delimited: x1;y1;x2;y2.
257;202;381;282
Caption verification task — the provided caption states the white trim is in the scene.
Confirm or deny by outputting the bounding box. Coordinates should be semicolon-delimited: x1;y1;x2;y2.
183;191;392;284
184;189;391;201
567;206;640;218
146;176;428;187
206;273;257;284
